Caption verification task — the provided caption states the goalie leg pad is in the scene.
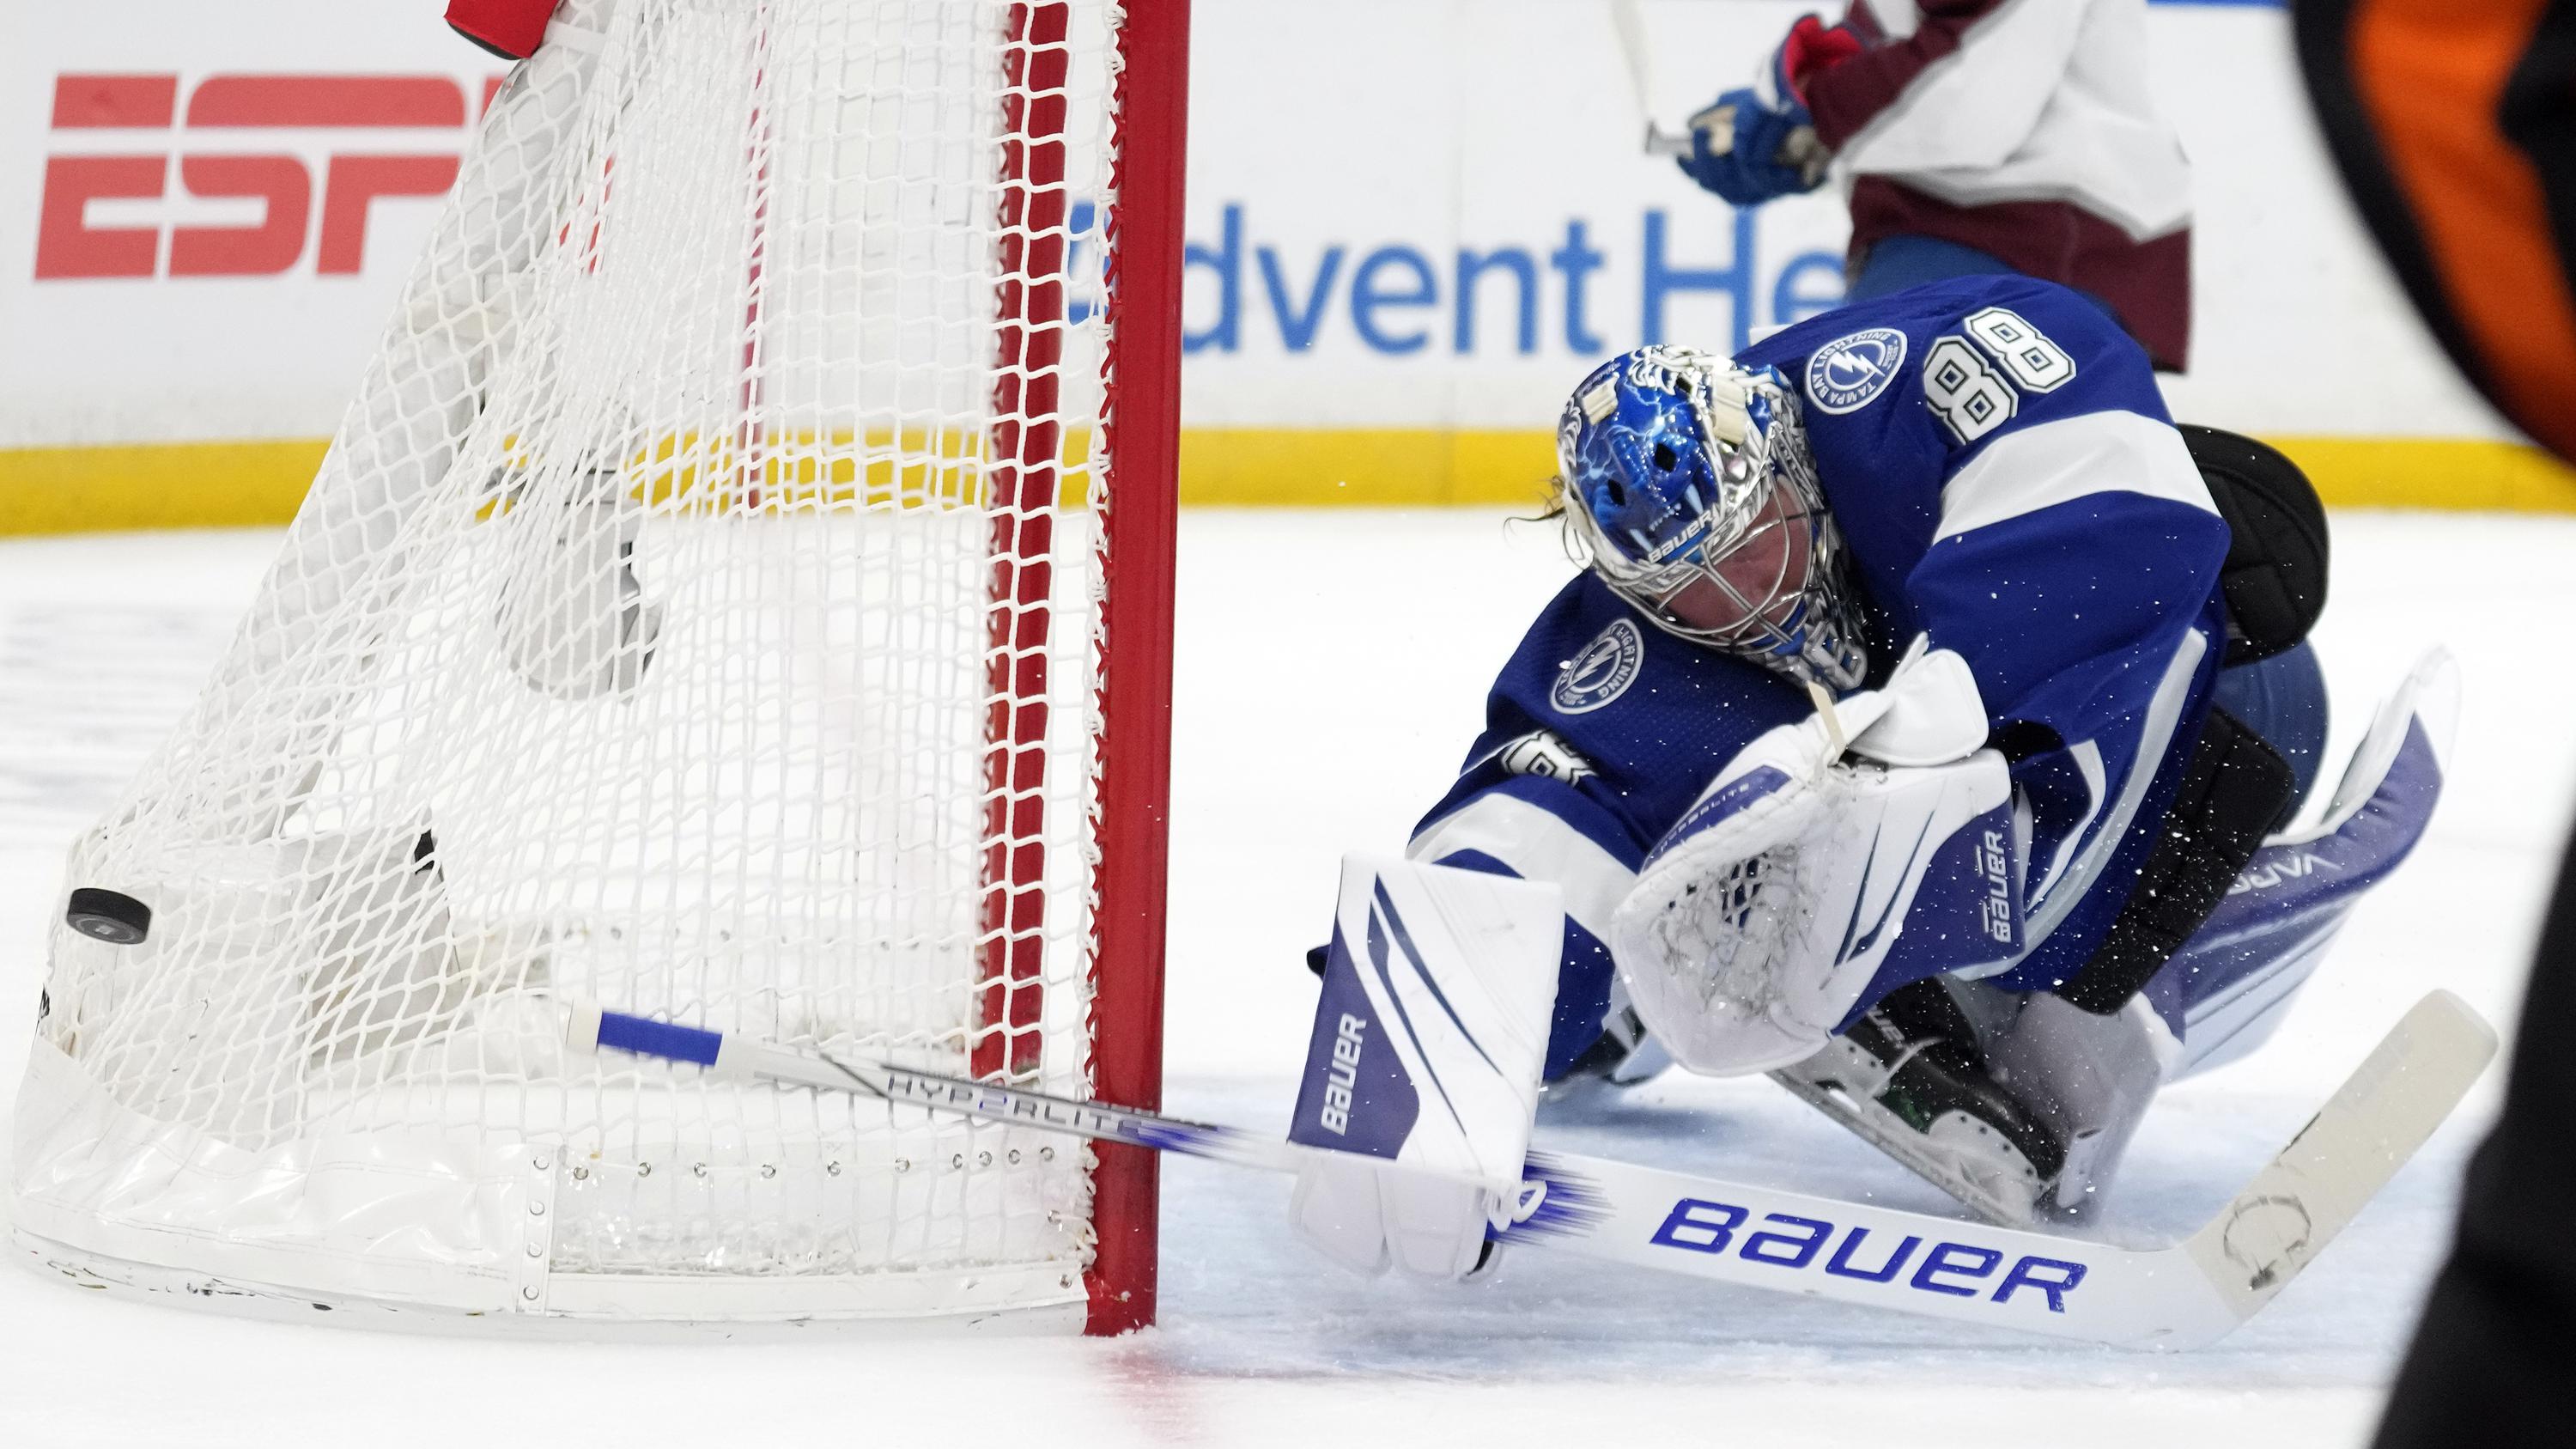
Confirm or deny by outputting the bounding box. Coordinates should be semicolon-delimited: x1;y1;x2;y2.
2156;647;2456;1076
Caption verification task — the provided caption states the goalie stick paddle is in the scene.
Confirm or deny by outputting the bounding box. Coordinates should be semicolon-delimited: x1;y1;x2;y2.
567;989;2494;1349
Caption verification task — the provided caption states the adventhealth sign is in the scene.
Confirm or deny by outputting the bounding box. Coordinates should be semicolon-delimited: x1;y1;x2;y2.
1173;202;1850;360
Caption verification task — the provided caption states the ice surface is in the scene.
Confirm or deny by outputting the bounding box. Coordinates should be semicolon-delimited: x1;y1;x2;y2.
0;510;2558;1448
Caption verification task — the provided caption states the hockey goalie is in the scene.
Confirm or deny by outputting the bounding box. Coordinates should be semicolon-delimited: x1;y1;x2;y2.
1290;272;2453;1276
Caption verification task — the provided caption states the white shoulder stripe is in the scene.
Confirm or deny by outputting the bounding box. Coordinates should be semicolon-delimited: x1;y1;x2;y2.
2014;628;2208;961
2026;739;2107;911
1935;411;2215;545
1409;793;1633;941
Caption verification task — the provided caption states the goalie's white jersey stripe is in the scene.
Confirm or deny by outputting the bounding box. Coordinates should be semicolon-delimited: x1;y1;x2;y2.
2014;629;2205;959
1934;409;2216;545
1409;792;1634;941
2024;738;2105;917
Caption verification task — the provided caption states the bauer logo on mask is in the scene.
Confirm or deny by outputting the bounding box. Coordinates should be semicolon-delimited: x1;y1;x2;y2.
1552;618;1646;714
1804;328;1909;414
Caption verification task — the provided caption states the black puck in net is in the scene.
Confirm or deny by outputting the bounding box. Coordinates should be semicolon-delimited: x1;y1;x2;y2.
66;888;151;946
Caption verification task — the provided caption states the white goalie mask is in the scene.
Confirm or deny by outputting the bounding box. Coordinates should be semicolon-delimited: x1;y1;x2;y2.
1555;346;1868;690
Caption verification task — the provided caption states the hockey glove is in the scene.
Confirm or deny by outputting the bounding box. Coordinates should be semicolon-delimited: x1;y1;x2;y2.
1674;15;1855;206
1287;855;1560;1281
1610;638;2024;1076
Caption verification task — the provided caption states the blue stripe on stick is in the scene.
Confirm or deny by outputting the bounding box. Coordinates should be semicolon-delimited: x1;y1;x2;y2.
598;1011;724;1066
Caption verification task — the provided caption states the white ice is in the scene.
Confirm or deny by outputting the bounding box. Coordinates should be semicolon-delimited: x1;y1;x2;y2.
0;509;2560;1448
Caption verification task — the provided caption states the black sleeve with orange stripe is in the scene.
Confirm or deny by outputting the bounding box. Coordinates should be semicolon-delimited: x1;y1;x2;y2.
2295;7;2576;1446
2293;0;2576;462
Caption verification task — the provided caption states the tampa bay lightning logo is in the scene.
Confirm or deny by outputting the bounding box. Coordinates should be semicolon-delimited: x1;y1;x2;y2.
1805;327;1909;415
1552;618;1644;715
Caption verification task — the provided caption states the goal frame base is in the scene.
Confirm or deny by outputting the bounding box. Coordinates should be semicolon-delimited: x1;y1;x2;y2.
11;1230;1091;1341
11;1040;1097;1338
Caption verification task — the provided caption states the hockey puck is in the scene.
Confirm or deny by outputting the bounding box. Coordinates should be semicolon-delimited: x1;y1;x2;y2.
66;887;151;946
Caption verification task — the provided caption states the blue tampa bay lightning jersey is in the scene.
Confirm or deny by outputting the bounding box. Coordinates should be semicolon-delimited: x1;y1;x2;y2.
1411;277;2231;1076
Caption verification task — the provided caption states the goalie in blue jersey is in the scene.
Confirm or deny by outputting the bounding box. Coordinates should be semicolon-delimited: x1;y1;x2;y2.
1292;273;2454;1274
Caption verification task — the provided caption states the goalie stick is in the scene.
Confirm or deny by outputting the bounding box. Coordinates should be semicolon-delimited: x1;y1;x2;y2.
567;989;2493;1349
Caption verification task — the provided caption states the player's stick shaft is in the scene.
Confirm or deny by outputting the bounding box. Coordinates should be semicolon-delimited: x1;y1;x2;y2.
569;1002;1297;1173
1610;0;1695;157
567;990;2492;1349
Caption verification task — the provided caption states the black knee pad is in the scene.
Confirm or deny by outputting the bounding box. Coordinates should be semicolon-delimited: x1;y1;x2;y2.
2183;425;2330;665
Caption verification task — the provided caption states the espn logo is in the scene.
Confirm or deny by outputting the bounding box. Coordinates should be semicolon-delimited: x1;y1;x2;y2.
35;73;501;281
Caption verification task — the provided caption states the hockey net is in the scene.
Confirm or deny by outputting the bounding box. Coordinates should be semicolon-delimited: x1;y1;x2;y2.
9;0;1181;1333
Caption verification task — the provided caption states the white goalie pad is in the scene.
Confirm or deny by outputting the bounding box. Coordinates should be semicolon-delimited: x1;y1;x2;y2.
1286;855;1559;1277
2163;645;2461;1077
1612;643;2020;1076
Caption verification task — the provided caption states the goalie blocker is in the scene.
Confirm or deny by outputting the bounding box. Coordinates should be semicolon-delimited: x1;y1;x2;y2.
1286;856;1561;1279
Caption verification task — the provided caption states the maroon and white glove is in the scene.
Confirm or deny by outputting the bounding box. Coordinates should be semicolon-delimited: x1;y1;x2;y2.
1776;12;1865;106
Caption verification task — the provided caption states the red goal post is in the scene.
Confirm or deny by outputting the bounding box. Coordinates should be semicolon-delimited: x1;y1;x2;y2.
1072;0;1187;1336
984;0;1187;1336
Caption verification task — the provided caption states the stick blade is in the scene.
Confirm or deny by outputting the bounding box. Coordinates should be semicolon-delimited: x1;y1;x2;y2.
2181;989;2497;1327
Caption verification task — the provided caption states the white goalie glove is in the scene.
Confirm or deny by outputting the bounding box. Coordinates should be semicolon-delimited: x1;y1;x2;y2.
1287;855;1561;1280
1610;637;2025;1077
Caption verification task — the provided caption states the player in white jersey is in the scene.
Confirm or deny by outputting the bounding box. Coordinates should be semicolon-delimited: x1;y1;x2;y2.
1289;276;2450;1277
1674;1;2194;370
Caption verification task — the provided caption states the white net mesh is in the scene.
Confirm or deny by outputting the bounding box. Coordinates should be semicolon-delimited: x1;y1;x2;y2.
12;0;1142;1327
